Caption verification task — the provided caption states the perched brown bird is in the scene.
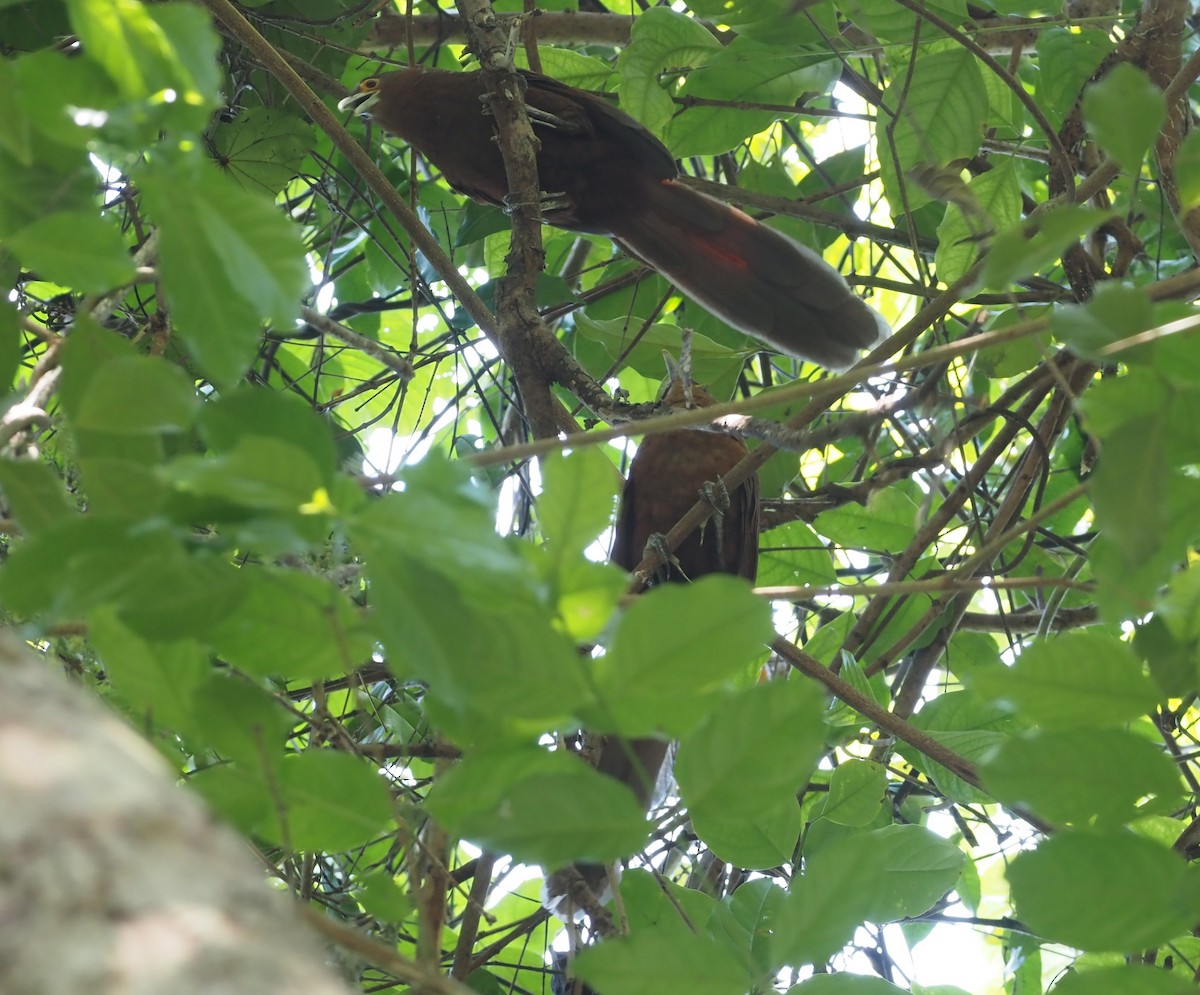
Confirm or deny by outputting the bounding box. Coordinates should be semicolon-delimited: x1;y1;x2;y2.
339;68;887;368
543;373;760;921
612;381;759;586
600;374;759;806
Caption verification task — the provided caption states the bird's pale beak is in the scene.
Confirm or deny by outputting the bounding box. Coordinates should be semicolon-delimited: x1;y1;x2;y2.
337;90;378;115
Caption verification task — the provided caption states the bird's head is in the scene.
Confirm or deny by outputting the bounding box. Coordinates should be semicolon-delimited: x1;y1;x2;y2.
659;351;715;409
337;76;384;116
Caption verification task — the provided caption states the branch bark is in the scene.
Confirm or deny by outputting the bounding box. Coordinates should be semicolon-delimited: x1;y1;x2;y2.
0;633;356;995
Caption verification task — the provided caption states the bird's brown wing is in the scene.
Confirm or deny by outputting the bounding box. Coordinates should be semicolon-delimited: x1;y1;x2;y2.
611;469;643;573
731;469;760;583
520;70;678;181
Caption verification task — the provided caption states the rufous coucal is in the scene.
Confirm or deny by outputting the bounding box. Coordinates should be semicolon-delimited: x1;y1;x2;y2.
598;373;759;809
543;371;759;919
339;68;887;368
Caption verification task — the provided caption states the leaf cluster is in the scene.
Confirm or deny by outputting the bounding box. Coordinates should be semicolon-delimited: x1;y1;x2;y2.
1;1;1200;994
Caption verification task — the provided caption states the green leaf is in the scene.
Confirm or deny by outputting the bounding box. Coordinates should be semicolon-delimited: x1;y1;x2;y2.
788;977;909;995
89;607;209;732
0;303;18;402
934;160;1021;284
352;472;588;742
69;0;220;107
665;44;838;157
824;825;963;923
10;47;118;150
981;204;1115;291
1049;965;1193;995
79;457;172;519
777;829;887;966
515;47;617;90
1156;562;1200;643
266;750;393;852
578;316;749;390
1134;615;1197;697
590;575;774;736
189;764;275;836
539;446;621;559
758;520;837;588
1089;417;1168;566
165;436;327;512
709;879;784;979
980;727;1182;827
689;795;803;869
1091;474;1200;619
1076;364;1164;438
141;157;306;386
73;355;199;434
879;48;988;212
1081;64;1166;177
0;131;96;238
902;688;1013;804
197;387;338;478
550;557;627;644
821;760;887;827
0;457;73;533
1007;831;1200;951
189;672;292;765
1174;130;1200;212
116;549;252;641
6;210;134;293
209;107;314;194
209;568;374;680
1051;283;1155;358
812;485;919;550
837;0;966;43
0;517;198;623
676;678;827;818
966;631;1160;728
0;57;32;164
616;6;722;134
1035;28;1114;130
575;918;749;995
354;869;412;925
426;747;649;867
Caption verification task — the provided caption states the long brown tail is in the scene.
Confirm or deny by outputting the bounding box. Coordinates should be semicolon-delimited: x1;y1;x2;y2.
611;179;887;369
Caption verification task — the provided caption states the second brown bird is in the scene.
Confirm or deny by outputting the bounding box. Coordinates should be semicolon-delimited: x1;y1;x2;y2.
600;375;760;808
543;375;759;920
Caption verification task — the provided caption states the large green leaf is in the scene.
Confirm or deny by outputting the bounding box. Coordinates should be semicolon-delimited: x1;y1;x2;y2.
1049;965;1193;995
425;747;648;867
1082;64;1165;178
980;727;1182;827
879;47;988;212
1035;28;1114;130
209;568;374;680
812;485;920;550
141;157;306;387
675;678;827;818
575;915;748;995
6;210;134;293
665;43;838;157
1007;831;1200;951
266;750;393;852
708;879;784;981
820;759;887;827
966;630;1160;729
588;575;774;736
538;446;622;561
69;0;220;107
616;7;721;135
